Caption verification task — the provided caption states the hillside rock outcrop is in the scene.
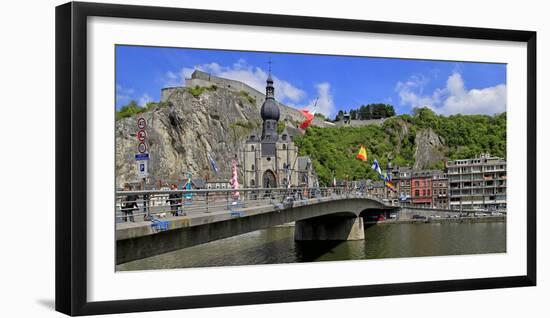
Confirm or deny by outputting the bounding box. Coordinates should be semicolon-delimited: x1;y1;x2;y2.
116;87;266;186
413;128;445;169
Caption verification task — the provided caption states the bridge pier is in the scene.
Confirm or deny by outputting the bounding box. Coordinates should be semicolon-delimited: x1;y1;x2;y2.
294;215;365;241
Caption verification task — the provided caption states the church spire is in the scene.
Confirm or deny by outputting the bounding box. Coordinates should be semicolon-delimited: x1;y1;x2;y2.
260;58;280;142
266;58;275;100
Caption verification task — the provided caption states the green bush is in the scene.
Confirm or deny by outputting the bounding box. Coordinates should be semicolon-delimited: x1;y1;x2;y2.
238;90;256;105
187;85;206;98
116;100;147;120
116;100;173;121
277;121;286;134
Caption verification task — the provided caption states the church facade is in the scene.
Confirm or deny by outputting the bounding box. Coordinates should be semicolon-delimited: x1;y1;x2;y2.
241;73;317;189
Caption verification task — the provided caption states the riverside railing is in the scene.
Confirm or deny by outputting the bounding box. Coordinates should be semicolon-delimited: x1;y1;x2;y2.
114;187;393;223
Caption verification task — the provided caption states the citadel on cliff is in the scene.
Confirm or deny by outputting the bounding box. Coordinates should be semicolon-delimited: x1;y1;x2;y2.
115;69;318;188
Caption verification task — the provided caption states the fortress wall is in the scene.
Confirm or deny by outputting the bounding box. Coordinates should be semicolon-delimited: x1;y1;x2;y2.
176;70;332;127
334;118;388;128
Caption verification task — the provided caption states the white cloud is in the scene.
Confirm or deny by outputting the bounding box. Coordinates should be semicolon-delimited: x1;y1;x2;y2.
440;73;506;115
162;71;181;87
138;93;152;107
395;72;506;115
164;60;306;104
306;82;335;118
116;84;134;103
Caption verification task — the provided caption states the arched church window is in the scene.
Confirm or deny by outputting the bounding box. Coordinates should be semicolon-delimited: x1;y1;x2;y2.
251;145;255;151
250;179;255;186
282;144;286;150
251;164;255;170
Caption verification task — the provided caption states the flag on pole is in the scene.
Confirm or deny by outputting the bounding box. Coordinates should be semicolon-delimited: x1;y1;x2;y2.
356;145;368;161
299;98;318;130
230;159;240;200
184;172;193;199
299;108;315;130
207;154;219;174
371;159;382;175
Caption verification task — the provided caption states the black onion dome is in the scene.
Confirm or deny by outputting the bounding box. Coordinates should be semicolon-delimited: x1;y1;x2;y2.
261;71;279;121
261;99;280;121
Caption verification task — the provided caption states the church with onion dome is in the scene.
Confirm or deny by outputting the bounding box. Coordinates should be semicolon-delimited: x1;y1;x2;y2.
241;71;317;189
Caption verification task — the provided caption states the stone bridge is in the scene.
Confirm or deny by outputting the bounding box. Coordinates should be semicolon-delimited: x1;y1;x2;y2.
116;193;396;264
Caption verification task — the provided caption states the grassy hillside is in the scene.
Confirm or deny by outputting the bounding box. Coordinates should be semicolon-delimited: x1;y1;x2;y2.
294;107;506;186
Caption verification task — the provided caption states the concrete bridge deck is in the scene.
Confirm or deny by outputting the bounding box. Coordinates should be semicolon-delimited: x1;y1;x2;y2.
116;190;395;264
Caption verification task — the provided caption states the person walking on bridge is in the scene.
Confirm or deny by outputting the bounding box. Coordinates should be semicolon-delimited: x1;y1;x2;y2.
167;183;183;216
121;183;137;222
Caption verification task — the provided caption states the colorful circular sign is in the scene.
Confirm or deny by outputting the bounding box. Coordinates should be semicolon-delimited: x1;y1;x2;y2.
137;117;146;130
138;142;147;153
137;129;147;141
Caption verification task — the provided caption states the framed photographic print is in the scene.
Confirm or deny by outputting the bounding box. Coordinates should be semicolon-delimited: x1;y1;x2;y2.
55;1;536;316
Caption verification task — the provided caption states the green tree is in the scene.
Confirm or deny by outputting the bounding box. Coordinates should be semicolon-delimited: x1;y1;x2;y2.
116;100;147;120
335;110;345;121
294;111;506;184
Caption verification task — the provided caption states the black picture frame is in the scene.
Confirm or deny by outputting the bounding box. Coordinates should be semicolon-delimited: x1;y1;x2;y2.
55;1;537;316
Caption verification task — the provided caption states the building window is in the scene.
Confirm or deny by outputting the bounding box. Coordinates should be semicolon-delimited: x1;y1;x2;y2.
250;179;255;186
282;144;286;150
251;164;255;170
251;145;255;151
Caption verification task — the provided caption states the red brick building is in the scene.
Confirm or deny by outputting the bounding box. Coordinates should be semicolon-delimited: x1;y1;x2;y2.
411;171;433;207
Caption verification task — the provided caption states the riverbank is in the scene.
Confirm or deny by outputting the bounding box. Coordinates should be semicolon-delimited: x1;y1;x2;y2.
273;216;506;227
367;215;506;225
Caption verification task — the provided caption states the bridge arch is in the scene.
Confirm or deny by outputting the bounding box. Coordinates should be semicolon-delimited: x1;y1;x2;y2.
116;194;396;264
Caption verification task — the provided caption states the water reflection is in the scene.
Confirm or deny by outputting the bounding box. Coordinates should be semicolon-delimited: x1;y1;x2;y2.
117;222;506;271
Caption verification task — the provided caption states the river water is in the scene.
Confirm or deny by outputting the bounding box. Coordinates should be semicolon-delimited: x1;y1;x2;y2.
117;221;506;271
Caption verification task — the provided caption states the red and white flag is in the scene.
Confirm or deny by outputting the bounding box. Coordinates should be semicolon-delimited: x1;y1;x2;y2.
299;101;317;130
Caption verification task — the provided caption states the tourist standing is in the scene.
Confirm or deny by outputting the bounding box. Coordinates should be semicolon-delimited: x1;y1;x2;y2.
122;183;137;222
167;183;182;216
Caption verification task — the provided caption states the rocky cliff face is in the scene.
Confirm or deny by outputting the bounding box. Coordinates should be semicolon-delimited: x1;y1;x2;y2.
116;87;264;186
116;84;451;186
413;128;446;169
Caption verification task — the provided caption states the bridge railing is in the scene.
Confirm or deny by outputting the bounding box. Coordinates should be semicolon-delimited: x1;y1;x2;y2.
114;187;386;223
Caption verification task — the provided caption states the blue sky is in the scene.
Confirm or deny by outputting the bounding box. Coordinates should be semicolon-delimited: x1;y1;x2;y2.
116;45;507;118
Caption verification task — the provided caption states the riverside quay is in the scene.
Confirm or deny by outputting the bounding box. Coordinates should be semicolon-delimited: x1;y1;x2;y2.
387;153;506;212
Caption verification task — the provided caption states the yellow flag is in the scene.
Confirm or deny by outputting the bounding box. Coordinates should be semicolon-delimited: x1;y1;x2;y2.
356;145;367;162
